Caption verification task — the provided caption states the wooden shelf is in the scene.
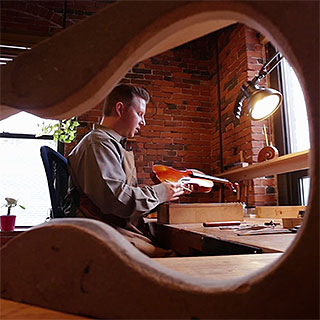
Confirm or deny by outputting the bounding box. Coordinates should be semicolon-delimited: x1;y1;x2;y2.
216;150;309;181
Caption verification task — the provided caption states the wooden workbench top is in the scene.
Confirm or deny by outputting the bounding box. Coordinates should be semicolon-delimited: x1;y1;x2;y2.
151;218;297;255
154;253;282;280
168;220;295;253
0;298;90;319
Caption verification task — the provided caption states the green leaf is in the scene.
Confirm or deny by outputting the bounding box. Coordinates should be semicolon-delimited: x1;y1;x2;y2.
37;117;79;144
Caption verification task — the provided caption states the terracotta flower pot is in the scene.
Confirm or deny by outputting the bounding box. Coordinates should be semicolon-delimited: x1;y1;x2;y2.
0;215;16;231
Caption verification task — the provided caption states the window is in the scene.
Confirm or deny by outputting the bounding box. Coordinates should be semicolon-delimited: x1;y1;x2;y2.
273;54;310;205
299;176;310;206
280;58;310;153
0;112;58;226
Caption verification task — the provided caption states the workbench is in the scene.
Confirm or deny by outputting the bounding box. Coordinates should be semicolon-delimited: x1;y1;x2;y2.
0;298;90;319
154;252;282;280
0;217;298;319
150;218;297;256
1;252;282;319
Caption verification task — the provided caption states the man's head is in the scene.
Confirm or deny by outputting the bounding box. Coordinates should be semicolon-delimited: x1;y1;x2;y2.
101;84;150;138
103;84;150;117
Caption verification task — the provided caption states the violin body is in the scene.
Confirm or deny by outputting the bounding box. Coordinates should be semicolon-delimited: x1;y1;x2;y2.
151;165;213;193
151;165;237;194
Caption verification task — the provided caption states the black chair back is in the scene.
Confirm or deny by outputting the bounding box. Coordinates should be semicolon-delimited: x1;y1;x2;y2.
40;146;69;218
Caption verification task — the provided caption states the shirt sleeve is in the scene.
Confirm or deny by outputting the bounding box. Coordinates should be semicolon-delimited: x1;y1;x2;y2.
70;135;168;219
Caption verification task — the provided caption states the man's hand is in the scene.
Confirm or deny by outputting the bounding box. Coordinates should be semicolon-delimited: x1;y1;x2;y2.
163;180;190;201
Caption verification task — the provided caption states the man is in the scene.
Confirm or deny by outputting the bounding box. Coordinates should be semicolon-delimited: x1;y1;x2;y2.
66;84;186;257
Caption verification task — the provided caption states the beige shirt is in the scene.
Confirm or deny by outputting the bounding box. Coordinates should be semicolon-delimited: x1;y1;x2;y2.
68;124;168;223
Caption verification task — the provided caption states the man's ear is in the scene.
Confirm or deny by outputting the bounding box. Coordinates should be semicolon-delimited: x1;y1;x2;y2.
115;101;125;117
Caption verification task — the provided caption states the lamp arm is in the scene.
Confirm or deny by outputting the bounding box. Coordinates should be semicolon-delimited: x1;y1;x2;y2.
233;92;246;119
266;55;283;75
253;52;283;84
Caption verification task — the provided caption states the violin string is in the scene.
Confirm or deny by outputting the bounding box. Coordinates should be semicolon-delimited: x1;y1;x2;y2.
181;185;192;193
164;179;192;193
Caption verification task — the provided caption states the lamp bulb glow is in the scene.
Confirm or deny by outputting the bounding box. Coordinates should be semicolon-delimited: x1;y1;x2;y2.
251;95;281;120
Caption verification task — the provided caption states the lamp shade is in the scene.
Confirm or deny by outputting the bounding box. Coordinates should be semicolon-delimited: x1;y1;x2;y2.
247;87;282;121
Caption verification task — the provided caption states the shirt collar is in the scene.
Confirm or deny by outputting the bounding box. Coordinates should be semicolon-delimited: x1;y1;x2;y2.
93;123;123;143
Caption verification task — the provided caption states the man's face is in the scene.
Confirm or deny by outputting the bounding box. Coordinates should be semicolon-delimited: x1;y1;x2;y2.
120;96;146;138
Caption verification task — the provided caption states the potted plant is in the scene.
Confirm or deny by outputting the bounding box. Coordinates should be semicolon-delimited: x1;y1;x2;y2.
1;198;25;231
37;117;80;143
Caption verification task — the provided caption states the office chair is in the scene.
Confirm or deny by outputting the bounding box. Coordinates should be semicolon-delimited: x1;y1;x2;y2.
40;146;69;218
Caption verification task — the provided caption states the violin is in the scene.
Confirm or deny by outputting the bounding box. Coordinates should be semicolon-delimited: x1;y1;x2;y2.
151;164;238;194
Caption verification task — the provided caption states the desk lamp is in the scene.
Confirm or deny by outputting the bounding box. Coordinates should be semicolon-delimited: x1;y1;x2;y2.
233;52;283;121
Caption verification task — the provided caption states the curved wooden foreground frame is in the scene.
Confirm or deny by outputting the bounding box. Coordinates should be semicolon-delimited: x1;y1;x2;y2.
1;1;319;318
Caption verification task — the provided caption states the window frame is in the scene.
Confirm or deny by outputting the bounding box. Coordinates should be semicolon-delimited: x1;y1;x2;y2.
267;44;310;205
0;113;61;226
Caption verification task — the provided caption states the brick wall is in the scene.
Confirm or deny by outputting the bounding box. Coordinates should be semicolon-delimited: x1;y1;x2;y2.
67;24;277;205
207;24;277;205
66;34;216;203
1;1;277;206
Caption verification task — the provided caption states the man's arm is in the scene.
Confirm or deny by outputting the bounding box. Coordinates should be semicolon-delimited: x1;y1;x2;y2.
69;138;182;219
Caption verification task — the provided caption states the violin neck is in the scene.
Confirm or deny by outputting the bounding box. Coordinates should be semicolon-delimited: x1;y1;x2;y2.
191;171;230;184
